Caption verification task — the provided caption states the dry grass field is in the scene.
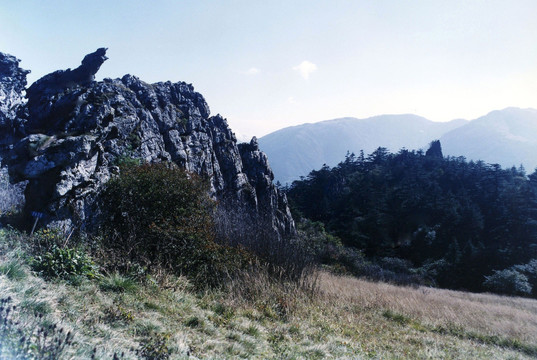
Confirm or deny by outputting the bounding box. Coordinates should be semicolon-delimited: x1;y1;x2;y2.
1;229;537;359
319;272;537;344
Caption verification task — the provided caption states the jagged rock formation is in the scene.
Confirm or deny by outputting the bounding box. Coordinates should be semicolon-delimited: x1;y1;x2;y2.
0;53;29;214
2;49;294;236
24;48;108;134
0;52;29;147
238;137;294;234
425;140;443;158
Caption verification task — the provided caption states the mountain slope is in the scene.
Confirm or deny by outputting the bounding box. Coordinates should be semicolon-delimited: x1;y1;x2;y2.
440;107;537;171
259;115;467;184
259;108;537;184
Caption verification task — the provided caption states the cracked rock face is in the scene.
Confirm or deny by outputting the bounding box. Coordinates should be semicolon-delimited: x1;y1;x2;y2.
0;52;30;147
2;49;294;235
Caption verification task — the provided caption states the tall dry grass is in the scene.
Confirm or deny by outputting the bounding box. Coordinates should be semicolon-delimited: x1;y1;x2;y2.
317;271;537;344
2;224;536;359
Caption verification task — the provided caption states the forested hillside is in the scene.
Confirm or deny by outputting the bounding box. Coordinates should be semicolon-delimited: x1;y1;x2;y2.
286;141;537;296
259;115;467;184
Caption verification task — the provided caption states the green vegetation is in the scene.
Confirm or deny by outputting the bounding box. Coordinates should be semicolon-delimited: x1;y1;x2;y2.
0;259;27;280
2;151;537;358
100;163;251;288
31;246;100;281
1;229;536;358
99;273;139;293
286;143;537;296
0;297;75;359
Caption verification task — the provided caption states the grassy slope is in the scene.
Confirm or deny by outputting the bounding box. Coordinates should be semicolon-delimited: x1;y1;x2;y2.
1;230;537;359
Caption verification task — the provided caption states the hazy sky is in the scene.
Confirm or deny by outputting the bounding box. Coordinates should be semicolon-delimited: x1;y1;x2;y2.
1;0;536;138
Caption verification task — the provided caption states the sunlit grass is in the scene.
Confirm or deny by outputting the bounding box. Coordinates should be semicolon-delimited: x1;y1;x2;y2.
1;231;537;359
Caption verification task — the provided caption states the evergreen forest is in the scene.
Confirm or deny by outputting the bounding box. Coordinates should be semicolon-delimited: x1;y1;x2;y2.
286;141;537;297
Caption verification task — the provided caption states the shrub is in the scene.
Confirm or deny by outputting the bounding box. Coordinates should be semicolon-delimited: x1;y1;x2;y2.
294;219;342;263
213;201;314;284
31;246;101;281
327;249;427;286
100;163;248;287
31;228;68;254
509;259;537;297
483;269;532;296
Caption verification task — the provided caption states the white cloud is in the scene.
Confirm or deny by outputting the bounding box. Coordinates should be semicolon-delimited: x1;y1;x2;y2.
293;60;317;79
245;67;260;75
288;96;296;104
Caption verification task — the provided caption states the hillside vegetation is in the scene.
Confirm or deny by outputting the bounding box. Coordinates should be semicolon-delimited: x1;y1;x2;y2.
286;142;537;296
1;157;537;359
1;228;537;359
258;114;466;184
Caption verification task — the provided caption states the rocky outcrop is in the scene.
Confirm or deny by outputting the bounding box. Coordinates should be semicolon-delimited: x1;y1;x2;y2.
3;49;294;236
0;53;29;215
0;52;29;147
425;140;443;158
25;48;108;134
238;137;294;234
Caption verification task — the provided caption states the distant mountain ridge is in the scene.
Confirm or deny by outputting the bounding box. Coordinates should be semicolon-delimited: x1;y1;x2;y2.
440;107;537;171
258;108;537;184
258;114;467;184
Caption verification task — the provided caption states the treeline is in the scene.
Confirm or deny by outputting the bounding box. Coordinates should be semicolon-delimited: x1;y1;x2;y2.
286;141;537;296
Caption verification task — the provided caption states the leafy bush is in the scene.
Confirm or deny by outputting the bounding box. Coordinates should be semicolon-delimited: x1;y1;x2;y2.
31;228;68;253
509;259;537;297
295;219;342;262
483;269;532;296
324;247;427;286
31;246;101;281
100;163;249;287
378;257;414;274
